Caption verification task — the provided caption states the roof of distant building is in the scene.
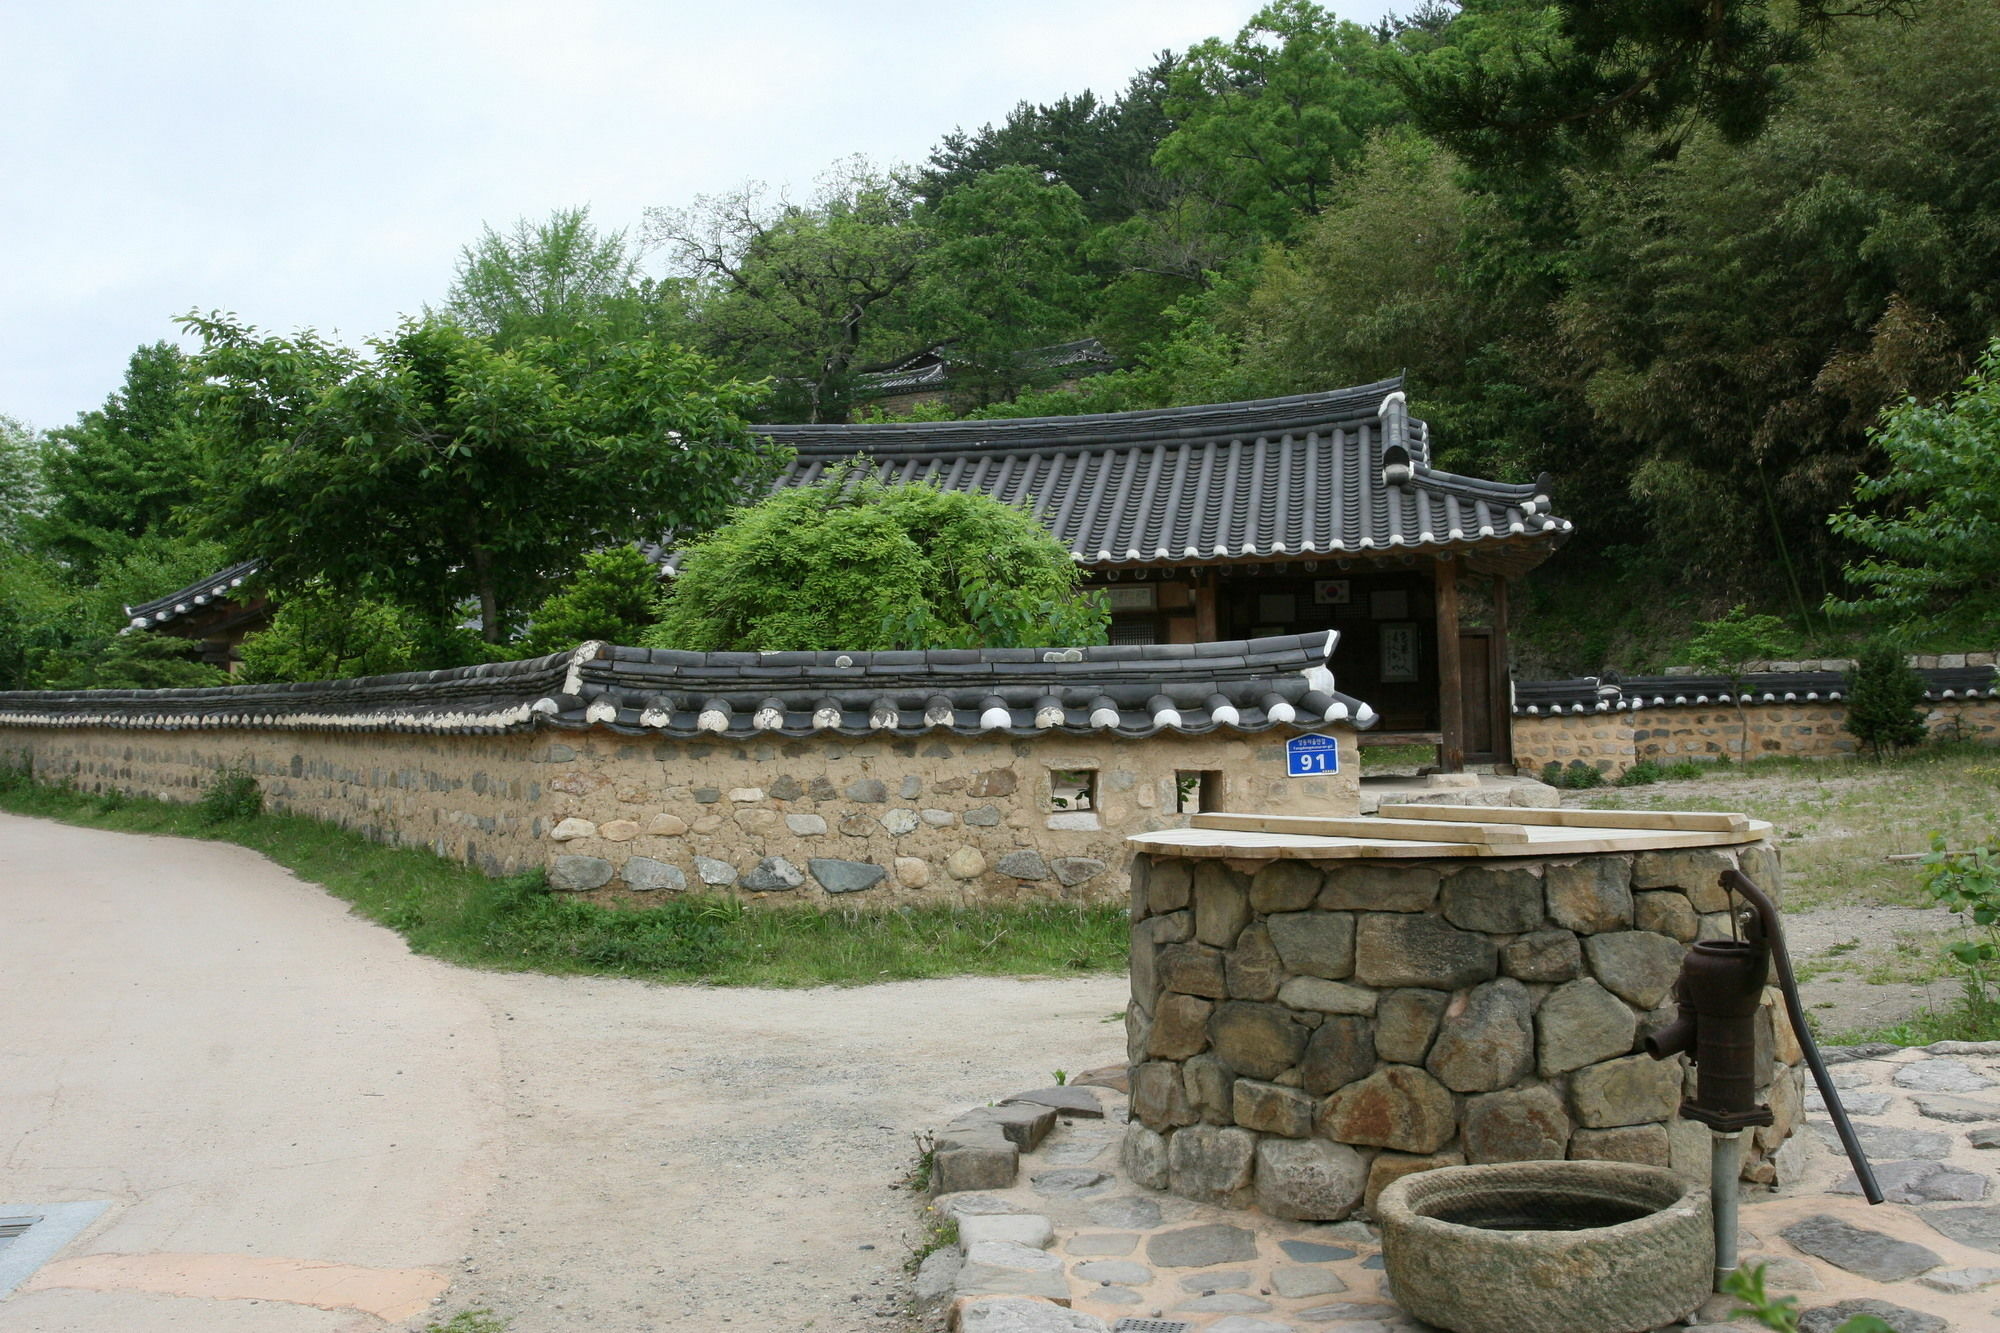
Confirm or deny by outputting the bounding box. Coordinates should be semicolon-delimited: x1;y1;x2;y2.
852;337;1116;397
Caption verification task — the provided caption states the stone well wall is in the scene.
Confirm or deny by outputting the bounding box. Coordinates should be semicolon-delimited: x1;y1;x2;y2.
1;723;1358;905
1122;840;1806;1221
1512;698;2000;777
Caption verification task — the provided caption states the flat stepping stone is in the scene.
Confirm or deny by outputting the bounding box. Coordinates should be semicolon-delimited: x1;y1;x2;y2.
1090;1286;1141;1305
966;1241;1063;1272
1740;1253;1821;1290
1087;1197;1161;1229
1296;1300;1403;1322
953;1264;1073;1303
1815;1122;1952;1160
1830;1065;1880;1087
1360;1253;1385;1269
1834;1159;1989;1203
1279;1239;1356;1263
960;1214;1056;1250
1177;1270;1250;1291
1073;1259;1150;1286
1919;1204;2000;1252
1273;1264;1350;1298
1824;1042;1902;1063
1208;1320;1295;1333
1973;1126;2000;1149
942;1194;1026;1218
1042;1140;1110;1165
1920;1264;2000;1293
1031;1168;1111;1197
1928;1040;2000;1056
1783;1214;1941;1281
1065;1232;1137;1256
1071;1064;1128;1091
1808;1089;1891;1116
953;1102;1061;1149
1799;1298;1947;1333
955;1295;1111;1331
1004;1086;1105;1117
1178;1292;1273;1313
1914;1093;2000;1122
1894;1059;1996;1092
1146;1222;1259;1268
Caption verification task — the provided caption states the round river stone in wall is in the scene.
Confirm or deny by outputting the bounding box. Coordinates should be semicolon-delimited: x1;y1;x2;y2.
810;858;887;894
622;856;686;892
550;854;614;891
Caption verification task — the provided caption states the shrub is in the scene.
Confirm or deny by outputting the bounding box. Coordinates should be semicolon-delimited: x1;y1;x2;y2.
197;767;262;824
1843;639;1929;759
1616;759;1665;787
1539;760;1607;789
1661;759;1707;781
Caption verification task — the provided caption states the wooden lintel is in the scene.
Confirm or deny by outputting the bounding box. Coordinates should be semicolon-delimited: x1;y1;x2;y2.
1192;811;1528;845
1375;804;1751;834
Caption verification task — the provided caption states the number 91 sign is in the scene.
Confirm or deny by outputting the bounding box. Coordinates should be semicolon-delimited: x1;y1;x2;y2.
1285;734;1342;777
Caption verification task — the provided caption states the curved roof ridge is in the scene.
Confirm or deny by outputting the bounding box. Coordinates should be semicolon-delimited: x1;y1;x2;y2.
760;377;1407;456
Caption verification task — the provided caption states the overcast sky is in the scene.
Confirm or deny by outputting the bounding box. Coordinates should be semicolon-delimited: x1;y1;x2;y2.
1;1;1399;432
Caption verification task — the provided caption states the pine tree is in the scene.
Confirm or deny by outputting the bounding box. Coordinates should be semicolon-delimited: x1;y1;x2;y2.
1843;640;1929;759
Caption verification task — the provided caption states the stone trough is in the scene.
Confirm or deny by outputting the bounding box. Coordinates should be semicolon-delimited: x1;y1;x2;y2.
1121;804;1808;1223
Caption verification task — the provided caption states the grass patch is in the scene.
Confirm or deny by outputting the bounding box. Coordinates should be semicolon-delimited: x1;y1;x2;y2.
1581;743;2000;912
0;774;1128;987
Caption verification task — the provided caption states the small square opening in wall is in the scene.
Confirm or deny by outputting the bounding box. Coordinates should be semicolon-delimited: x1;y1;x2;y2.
1049;768;1096;812
1175;770;1223;813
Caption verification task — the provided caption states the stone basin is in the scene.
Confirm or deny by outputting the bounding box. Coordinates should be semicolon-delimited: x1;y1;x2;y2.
1378;1160;1712;1333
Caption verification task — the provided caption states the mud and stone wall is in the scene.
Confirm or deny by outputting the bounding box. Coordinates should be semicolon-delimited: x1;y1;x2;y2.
1;723;1359;905
1122;839;1805;1221
1512;699;2000;777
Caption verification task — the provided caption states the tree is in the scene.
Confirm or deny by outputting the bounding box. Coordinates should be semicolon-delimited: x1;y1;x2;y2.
0;415;43;547
648;159;929;422
911;167;1094;405
34;343;206;575
514;543;662;658
1843;639;1928;758
646;471;1107;652
1688;604;1788;760
1156;1;1406;240
442;207;667;348
1394;0;1922;169
34;631;228;691
236;588;490;683
1827;339;2000;636
183;314;780;643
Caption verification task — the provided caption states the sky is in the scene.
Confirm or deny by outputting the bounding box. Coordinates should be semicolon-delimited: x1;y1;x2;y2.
1;0;1399;432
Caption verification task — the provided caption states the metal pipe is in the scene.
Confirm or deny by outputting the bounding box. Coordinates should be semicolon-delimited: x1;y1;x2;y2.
1712;1131;1743;1288
1720;869;1884;1205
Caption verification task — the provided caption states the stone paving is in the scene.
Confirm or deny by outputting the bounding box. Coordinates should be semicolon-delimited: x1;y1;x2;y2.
918;1042;2000;1332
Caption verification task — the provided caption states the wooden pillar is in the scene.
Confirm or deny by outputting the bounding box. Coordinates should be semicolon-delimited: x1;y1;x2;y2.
1491;574;1513;767
1193;571;1219;641
1436;556;1464;772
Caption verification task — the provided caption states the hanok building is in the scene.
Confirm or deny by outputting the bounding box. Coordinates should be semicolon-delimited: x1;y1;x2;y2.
129;377;1569;771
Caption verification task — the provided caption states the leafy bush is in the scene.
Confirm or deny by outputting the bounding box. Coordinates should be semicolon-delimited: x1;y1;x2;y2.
648;467;1106;651
1843;640;1929;759
514;543;662;657
1615;759;1665;787
237;587;495;683
1661;759;1707;781
1919;834;2000;1033
197;767;262;824
1539;760;1606;789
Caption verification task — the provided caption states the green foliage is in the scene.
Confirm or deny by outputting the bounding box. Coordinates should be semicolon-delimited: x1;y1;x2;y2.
514;543;662;658
1829;339;2000;635
1842;640;1929;758
1723;1261;1893;1332
197;767;262;824
648;470;1107;652
1661;759;1709;781
1157;1;1405;240
236;587;493;684
1615;759;1664;787
34;631;230;691
0;414;45;546
422;1311;509;1333
1920;834;2000;1033
442;207;649;348
1688;606;1788;682
1540;760;1606;789
649;159;929;422
183;313;778;642
1396;1;1921;170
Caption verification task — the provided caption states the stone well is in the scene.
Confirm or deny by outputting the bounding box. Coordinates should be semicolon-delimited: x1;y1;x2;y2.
1121;808;1807;1221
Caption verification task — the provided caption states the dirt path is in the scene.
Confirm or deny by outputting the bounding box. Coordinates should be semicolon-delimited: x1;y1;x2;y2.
0;813;1126;1332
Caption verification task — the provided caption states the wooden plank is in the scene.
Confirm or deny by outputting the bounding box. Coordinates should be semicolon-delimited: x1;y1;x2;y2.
1192;811;1528;845
1490;575;1513;767
1375;803;1750;833
1436;556;1464;773
1129;819;1772;861
1193;571;1218;641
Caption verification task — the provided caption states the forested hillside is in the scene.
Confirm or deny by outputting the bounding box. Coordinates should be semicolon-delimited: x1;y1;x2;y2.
6;1;1997;688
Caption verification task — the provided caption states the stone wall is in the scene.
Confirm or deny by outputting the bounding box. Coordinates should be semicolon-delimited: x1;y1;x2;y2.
1;723;1359;906
1122;840;1805;1221
1513;698;2000;777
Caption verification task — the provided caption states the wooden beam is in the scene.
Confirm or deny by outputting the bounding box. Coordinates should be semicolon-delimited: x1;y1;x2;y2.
1192;812;1529;845
1193;571;1218;641
1435;556;1464;772
1375;803;1751;833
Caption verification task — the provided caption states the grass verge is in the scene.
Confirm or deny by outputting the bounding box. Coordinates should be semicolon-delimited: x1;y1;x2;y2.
0;774;1128;987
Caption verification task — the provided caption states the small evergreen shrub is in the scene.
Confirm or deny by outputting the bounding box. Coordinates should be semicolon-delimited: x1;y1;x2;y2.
1539;760;1607;789
197;767;263;824
1843;639;1929;759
